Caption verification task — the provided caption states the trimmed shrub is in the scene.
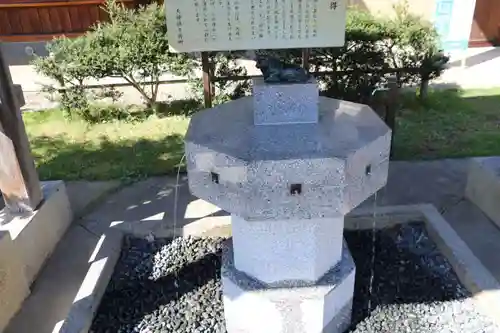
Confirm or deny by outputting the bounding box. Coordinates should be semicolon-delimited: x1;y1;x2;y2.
32;0;194;121
33;0;447;123
260;3;448;103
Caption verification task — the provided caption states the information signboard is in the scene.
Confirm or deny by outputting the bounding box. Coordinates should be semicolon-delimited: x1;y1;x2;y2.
165;0;347;52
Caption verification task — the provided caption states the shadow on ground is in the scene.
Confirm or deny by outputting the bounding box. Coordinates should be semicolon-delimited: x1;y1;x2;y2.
90;237;222;332
73;157;471;252
448;48;500;69
30;133;185;181
78;174;229;239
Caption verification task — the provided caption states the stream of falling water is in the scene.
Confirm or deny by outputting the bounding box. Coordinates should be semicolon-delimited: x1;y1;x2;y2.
366;191;378;314
172;153;186;298
173;154;186;238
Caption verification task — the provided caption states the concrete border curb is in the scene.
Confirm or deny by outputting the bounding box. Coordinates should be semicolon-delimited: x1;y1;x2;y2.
70;181;124;221
345;203;500;328
0;180;73;331
57;230;122;333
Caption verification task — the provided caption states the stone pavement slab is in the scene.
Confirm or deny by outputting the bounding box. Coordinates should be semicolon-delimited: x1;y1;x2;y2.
78;176;227;237
1;180;120;333
65;180;122;219
438;47;500;89
359;158;468;213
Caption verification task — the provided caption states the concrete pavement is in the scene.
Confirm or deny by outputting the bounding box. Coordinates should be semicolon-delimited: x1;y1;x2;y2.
439;47;500;89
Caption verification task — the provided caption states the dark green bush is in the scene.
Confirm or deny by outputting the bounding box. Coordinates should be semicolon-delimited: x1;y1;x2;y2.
33;0;447;123
32;37;94;120
32;0;194;122
77;104;154;124
187;51;251;106
260;3;448;103
155;98;202;117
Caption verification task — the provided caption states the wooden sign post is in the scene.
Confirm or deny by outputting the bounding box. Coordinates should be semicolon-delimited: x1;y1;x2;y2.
0;44;43;214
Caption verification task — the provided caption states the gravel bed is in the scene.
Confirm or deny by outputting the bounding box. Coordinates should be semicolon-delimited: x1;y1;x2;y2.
90;222;498;333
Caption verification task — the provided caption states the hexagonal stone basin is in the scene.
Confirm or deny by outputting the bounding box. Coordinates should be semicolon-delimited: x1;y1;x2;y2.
90;222;498;333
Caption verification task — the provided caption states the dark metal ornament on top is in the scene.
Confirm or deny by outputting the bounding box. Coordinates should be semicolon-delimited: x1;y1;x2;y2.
255;55;311;84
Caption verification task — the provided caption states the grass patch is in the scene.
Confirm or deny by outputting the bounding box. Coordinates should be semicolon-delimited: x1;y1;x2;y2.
24;109;189;181
394;88;500;160
24;88;500;180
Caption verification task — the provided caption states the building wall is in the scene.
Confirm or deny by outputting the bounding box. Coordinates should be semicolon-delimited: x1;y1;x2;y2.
347;0;436;21
469;0;500;46
348;0;498;48
0;0;135;43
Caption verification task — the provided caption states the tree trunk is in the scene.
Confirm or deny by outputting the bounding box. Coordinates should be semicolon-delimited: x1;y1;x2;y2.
419;78;429;100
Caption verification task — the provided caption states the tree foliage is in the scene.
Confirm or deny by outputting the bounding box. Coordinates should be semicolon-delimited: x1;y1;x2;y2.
188;52;251;106
262;3;448;102
33;0;194;120
33;0;448;123
86;0;193;106
32;37;94;118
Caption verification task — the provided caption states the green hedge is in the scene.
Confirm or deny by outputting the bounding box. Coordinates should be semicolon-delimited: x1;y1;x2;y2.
264;3;448;102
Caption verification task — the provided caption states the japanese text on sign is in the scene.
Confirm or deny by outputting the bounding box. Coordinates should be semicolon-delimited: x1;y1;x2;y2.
165;0;346;52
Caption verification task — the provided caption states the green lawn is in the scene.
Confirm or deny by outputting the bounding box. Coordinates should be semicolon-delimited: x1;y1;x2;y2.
23;88;500;181
394;88;500;160
24;109;189;181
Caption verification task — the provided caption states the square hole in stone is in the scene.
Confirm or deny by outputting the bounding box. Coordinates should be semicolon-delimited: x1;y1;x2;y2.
290;183;302;195
365;164;372;176
211;172;220;184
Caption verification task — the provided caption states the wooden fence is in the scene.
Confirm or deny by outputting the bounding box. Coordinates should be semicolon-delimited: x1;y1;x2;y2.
0;0;135;42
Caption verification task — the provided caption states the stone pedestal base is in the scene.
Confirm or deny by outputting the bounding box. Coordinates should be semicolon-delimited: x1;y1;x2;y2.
465;157;500;227
222;239;355;333
0;181;73;286
0;181;72;331
231;215;345;284
0;231;30;333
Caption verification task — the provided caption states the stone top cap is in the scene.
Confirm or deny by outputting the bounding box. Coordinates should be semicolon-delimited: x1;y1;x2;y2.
252;77;319;125
185;96;390;161
252;76;317;86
